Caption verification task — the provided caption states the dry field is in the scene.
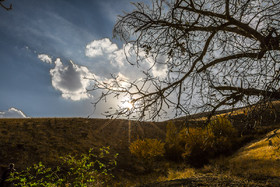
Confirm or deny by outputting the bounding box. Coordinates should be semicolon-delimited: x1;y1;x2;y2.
0;118;166;173
1;102;280;186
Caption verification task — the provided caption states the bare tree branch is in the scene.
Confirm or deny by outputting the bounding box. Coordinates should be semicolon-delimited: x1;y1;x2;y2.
0;0;12;11
89;0;280;122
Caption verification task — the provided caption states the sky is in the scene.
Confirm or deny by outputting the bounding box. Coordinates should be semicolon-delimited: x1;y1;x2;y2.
0;0;154;118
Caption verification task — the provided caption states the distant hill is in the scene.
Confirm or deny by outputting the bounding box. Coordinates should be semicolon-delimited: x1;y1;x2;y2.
0;118;166;172
1;101;280;185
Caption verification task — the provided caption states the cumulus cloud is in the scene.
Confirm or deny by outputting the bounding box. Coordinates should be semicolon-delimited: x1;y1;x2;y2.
45;38;167;102
38;54;52;64
50;58;95;101
85;38;118;58
0;108;28;118
86;38;129;68
85;38;168;78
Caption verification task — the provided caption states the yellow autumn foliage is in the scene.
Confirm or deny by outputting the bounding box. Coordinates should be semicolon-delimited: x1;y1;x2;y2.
129;138;165;161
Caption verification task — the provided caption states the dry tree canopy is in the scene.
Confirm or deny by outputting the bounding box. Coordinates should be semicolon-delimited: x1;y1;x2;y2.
89;0;280;121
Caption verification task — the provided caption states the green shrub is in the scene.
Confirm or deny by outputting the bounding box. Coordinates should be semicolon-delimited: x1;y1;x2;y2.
59;147;118;186
8;147;118;186
165;121;185;161
9;162;59;186
129;138;165;161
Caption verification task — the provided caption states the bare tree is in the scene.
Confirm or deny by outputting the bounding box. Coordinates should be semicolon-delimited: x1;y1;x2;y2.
89;0;280;121
0;0;12;11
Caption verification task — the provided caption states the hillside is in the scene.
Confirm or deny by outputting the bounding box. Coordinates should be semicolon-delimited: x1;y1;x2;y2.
1;102;280;186
0;118;166;172
138;127;280;186
228;128;280;183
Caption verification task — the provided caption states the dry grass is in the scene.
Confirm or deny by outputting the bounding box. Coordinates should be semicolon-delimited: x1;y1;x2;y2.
157;168;196;182
2;105;280;186
228;128;280;180
154;126;280;186
0;118;166;173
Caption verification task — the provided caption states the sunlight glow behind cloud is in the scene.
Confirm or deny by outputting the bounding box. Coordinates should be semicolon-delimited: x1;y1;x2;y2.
0;0;156;118
37;38;168;104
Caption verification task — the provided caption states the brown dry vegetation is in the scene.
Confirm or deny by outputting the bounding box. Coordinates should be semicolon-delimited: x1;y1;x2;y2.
228;129;280;181
1;102;280;186
0;118;167;185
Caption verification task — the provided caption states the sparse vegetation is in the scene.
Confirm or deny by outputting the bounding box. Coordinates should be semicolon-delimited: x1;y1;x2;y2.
1;107;280;186
157;168;196;182
228;129;280;180
8;147;118;186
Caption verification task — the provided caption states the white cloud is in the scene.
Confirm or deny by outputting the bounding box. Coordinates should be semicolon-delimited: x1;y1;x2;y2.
38;54;52;64
83;38;168;106
85;38;169;77
85;38;118;58
85;38;127;68
110;48;125;67
151;64;168;78
0;107;28;118
50;58;95;101
103;72;131;90
150;55;168;78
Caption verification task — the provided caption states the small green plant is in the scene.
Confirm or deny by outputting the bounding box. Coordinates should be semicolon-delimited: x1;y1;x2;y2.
129;138;165;161
9;162;59;186
8;147;118;186
59;146;118;186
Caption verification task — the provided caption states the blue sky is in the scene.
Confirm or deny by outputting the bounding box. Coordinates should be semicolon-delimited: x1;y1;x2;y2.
0;0;150;118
